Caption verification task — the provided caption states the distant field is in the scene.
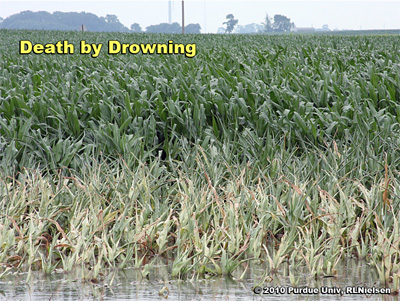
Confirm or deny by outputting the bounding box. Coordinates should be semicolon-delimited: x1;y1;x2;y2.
1;30;400;289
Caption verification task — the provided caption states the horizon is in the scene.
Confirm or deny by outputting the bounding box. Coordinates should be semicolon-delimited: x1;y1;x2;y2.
1;1;400;33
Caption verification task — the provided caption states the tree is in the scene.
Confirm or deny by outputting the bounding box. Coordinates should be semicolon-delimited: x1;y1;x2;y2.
145;22;181;33
262;14;273;32
234;23;263;34
217;27;225;34
105;14;119;24
322;24;330;31
185;23;201;34
130;23;142;33
223;14;238;34
272;14;292;32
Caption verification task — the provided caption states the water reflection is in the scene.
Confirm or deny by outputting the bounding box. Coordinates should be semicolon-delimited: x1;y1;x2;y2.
0;258;397;300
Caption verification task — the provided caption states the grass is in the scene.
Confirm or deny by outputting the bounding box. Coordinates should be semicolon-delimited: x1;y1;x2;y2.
1;29;400;293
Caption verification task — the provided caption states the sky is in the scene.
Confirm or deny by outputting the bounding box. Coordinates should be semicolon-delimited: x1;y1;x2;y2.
1;1;400;33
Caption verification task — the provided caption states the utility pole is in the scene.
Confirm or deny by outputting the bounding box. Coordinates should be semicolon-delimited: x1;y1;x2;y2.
182;0;185;34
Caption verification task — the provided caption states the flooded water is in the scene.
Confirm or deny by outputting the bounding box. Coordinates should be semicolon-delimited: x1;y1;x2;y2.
0;258;397;300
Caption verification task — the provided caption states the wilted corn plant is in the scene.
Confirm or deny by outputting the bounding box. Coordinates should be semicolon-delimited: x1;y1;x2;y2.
1;29;400;292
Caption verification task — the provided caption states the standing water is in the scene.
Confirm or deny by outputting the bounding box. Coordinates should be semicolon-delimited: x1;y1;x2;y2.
0;258;396;300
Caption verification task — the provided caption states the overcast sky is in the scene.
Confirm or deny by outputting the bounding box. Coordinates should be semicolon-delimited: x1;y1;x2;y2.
1;1;399;33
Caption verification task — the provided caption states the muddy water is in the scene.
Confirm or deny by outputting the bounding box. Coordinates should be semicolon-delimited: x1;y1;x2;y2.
0;258;397;300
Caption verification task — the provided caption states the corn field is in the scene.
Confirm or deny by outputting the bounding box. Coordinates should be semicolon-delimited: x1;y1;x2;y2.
1;30;400;291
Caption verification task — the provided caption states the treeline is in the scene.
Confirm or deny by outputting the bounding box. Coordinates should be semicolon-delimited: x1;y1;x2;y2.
144;22;201;34
0;11;130;32
0;11;201;33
